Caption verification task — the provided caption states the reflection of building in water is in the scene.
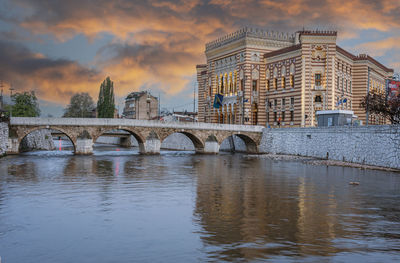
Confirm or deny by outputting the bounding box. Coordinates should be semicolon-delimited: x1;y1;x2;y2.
197;28;393;126
194;157;358;260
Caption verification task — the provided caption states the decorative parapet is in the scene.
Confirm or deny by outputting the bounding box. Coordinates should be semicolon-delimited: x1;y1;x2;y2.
205;27;295;51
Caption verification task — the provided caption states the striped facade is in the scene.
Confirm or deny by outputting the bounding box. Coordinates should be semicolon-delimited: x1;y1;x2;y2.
197;28;394;127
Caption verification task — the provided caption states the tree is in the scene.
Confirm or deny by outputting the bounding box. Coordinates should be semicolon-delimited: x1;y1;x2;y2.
8;91;40;117
63;92;95;118
97;77;115;118
361;92;400;124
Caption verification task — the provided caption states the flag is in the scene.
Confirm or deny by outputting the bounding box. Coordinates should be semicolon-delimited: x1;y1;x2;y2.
343;98;347;103
213;94;224;108
243;98;249;103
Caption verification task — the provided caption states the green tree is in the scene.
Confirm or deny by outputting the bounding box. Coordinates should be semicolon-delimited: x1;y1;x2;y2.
97;77;115;118
63;92;95;118
9;91;41;117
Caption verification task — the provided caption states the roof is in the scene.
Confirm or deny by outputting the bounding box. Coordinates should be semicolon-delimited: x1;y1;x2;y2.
336;46;356;60
354;54;394;73
125;91;157;100
298;30;337;36
264;44;301;59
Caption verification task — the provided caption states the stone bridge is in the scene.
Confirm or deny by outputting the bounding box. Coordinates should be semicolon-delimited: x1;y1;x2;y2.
8;117;264;155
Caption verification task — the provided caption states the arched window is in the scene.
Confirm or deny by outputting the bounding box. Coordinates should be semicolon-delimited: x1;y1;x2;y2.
315;95;322;103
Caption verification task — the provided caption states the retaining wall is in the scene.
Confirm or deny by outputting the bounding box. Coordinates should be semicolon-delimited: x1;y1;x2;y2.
0;122;8;156
19;129;55;152
260;125;400;169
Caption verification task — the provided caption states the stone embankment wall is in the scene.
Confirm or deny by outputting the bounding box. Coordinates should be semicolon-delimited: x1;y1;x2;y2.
0;122;8;156
259;125;400;169
19;129;55;152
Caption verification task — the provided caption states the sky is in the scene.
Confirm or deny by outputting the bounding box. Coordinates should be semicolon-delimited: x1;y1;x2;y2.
0;0;399;116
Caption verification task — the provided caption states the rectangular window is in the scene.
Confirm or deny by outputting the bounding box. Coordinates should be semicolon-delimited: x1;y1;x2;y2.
274;99;277;108
345;80;347;92
266;80;270;91
252;80;257;91
349;81;352;93
282;77;286;89
274;78;278;90
290;110;294;121
282;98;285;106
241;79;244;91
290;75;294;88
282;111;285;122
315;73;322;86
337;76;339;90
290;97;294;105
274;112;277;122
267;112;269;123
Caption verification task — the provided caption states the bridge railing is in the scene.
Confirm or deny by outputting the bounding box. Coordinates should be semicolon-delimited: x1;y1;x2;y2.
10;117;264;132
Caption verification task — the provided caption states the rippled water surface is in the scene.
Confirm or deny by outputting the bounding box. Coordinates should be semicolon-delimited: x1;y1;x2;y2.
0;142;400;262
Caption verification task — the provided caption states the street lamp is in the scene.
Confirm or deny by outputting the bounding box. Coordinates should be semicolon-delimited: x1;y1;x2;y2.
10;85;14;117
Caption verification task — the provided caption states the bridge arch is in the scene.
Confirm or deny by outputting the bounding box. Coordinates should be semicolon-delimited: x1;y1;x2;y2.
17;127;76;153
219;134;259;153
160;131;205;153
92;128;146;147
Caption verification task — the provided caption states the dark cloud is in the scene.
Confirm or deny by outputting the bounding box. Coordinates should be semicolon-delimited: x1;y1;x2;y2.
0;0;398;104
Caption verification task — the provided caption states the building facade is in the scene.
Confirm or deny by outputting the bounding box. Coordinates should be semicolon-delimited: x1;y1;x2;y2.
197;28;394;127
122;91;159;120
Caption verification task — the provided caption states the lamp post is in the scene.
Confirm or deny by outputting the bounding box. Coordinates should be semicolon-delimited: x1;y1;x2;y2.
10;85;14;117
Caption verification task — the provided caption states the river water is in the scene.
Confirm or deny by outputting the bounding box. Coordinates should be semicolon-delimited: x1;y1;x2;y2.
0;141;400;262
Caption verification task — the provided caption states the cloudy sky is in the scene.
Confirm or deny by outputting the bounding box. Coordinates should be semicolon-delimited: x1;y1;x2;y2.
0;0;399;116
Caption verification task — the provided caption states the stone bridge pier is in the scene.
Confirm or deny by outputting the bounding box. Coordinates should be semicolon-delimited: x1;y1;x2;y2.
8;118;264;155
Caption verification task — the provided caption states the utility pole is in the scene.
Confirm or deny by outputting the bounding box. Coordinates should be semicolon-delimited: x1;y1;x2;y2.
158;92;161;119
366;66;370;125
193;83;196;113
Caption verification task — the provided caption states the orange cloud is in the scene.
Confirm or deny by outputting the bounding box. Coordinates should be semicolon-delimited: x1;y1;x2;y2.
2;0;399;106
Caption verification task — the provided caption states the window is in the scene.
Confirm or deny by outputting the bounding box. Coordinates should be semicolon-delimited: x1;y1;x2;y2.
274;99;277;108
266;79;270;91
290;75;294;88
274;112;277;122
315;73;322;86
267;112;269;123
349;81;352;93
282;77;286;89
290;110;294;121
291;97;294;105
315;95;322;103
282;98;285;106
274;78;278;90
337;76;339;90
241;79;244;91
345;80;347;92
282;111;285;122
252;80;257;92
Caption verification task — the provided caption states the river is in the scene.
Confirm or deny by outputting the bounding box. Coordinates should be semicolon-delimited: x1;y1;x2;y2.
0;141;400;262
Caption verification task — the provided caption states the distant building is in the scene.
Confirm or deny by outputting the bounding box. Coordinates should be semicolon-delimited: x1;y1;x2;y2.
122;91;159;120
197;27;394;127
161;111;197;122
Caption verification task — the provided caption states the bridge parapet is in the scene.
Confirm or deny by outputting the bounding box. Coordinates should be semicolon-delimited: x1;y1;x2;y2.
10;117;264;132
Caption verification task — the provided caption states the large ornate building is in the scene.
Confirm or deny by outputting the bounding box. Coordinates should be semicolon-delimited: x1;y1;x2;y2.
196;27;394;127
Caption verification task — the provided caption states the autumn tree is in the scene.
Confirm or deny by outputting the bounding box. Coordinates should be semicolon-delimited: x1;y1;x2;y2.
97;77;115;118
361;92;400;124
63;92;95;118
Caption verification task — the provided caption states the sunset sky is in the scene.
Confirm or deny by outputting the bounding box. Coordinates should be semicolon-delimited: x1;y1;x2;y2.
0;0;399;116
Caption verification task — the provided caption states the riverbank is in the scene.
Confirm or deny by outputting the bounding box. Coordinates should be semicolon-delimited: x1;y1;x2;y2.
246;153;400;173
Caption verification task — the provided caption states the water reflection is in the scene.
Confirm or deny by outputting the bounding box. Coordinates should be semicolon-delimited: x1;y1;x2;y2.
0;150;399;262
